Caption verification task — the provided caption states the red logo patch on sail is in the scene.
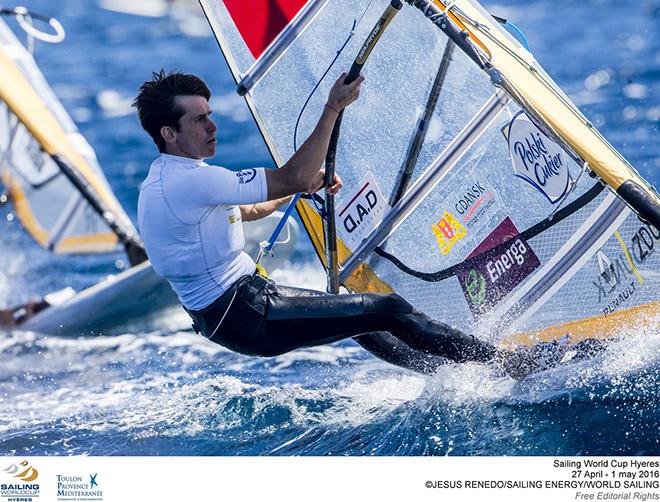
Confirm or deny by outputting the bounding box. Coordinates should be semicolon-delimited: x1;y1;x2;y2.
224;0;308;58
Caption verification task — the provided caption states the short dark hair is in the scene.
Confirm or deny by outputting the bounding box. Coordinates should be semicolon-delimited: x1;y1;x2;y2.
133;69;211;152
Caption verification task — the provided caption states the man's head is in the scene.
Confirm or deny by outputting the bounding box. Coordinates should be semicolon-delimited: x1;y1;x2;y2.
133;70;217;159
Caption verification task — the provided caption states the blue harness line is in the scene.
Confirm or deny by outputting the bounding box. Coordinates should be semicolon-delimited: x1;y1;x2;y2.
265;193;300;253
255;193;301;267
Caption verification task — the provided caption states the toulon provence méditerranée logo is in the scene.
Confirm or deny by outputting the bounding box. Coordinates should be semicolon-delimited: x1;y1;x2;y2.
503;110;570;204
56;473;103;501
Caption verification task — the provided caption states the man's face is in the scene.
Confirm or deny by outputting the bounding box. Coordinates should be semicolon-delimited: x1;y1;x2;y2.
165;95;217;159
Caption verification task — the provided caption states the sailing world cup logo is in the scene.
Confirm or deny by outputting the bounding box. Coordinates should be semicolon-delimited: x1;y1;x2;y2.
4;461;38;482
2;460;40;499
503;111;570;204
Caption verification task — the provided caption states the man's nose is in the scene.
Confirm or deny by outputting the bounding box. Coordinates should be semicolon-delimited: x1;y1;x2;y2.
208;118;217;133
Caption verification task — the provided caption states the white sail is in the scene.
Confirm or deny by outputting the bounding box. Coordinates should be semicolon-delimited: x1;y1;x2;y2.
200;0;658;349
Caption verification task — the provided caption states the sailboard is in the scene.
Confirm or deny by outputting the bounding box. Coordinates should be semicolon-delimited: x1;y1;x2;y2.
0;11;298;335
199;0;659;361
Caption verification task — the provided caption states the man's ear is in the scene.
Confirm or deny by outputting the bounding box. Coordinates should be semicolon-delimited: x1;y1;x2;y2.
160;125;177;144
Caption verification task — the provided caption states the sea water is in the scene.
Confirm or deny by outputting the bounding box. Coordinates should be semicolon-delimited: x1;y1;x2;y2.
0;0;658;455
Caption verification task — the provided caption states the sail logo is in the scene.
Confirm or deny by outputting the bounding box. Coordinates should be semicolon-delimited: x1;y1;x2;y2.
596;249;638;316
4;460;38;482
452;180;496;227
336;172;388;251
2;460;40;499
455;217;540;318
593;224;657;316
235;168;257;184
432;212;466;256
463;269;487;306
503;111;570;204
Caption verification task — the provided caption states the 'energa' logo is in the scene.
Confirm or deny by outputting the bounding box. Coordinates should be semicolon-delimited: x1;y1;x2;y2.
503;111;570;204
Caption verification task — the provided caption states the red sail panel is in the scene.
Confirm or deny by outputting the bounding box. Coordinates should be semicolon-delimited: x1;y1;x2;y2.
224;0;308;58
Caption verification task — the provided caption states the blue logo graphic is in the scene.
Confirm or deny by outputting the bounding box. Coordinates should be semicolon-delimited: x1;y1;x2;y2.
236;169;257;184
504;111;570;204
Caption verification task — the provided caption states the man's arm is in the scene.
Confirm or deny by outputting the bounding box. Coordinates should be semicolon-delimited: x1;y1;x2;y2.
240;195;293;222
264;73;363;200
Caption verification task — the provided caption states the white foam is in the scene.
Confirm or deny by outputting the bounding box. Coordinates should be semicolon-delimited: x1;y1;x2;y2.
267;345;363;371
96;89;134;118
623;83;648;100
269;262;326;290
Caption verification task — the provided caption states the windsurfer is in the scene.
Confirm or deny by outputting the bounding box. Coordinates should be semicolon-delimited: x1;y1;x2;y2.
133;70;574;377
0;287;76;328
0;298;50;327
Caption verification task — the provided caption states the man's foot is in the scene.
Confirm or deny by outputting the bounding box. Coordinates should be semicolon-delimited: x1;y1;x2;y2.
498;335;571;379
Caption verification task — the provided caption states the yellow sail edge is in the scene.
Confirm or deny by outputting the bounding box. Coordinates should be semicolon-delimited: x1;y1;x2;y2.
296;200;395;294
2;169;120;253
442;0;659;205
502;301;660;347
0;48;125;218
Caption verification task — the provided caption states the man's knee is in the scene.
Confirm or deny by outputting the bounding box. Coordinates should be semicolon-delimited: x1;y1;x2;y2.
362;293;413;315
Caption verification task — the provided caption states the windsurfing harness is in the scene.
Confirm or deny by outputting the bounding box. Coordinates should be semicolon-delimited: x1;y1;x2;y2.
184;272;497;364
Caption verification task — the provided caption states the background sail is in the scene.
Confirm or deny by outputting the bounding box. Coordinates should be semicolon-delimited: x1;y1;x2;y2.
202;0;658;345
0;19;139;255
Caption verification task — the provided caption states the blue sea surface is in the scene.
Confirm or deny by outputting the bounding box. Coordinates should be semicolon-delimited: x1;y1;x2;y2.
0;0;658;456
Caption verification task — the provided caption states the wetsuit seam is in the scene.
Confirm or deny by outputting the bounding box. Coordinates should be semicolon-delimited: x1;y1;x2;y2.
199;205;215;222
160;165;196;226
197;222;225;292
140;179;160;191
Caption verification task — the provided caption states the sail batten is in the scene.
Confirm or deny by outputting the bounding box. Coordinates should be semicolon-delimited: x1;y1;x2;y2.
339;90;509;283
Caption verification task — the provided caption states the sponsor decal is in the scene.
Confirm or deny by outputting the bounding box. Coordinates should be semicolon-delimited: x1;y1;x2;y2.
503;111;570;204
227;207;241;225
593;224;658;316
56;473;103;502
452;179;496;227
235;168;256;184
456;217;540;318
2;460;40;499
336;172;388;251
432;211;467;256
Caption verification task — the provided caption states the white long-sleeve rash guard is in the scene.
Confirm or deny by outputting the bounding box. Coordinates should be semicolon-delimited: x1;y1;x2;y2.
137;153;268;310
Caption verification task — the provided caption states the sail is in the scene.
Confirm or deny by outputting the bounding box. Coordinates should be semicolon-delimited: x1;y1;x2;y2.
200;0;659;346
223;0;308;58
0;19;140;256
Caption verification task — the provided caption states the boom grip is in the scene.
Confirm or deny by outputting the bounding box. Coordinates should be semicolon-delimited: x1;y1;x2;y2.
346;62;362;85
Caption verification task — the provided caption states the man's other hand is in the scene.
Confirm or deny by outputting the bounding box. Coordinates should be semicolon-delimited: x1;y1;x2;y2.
326;72;364;112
